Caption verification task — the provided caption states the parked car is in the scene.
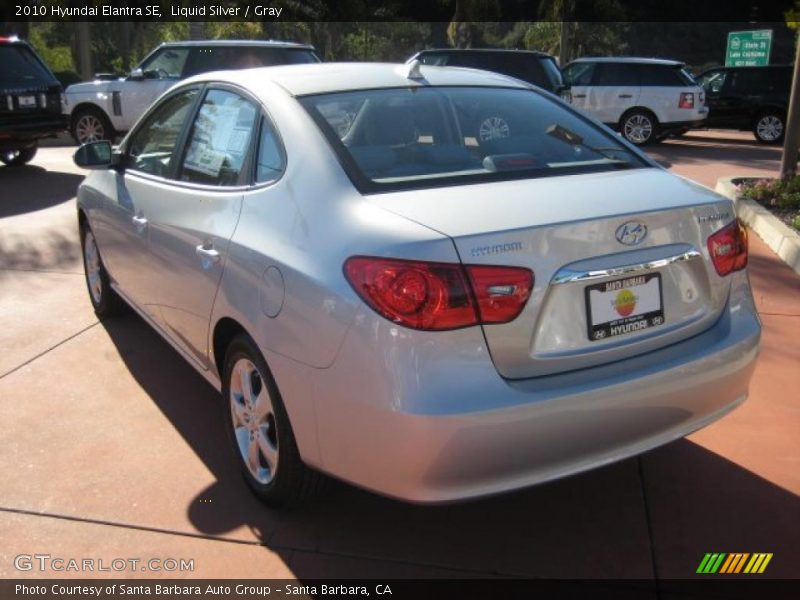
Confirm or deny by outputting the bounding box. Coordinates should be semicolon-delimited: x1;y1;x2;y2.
407;48;566;95
696;65;792;144
562;57;708;145
74;62;760;507
64;40;319;145
0;35;67;166
406;49;568;144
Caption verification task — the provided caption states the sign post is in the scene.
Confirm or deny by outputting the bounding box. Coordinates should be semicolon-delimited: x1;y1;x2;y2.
725;30;773;67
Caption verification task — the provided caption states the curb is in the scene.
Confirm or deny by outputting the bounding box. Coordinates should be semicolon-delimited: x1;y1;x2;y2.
715;176;800;277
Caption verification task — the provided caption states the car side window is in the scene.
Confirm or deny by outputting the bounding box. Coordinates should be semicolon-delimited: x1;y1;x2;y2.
562;62;594;86
593;63;639;86
139;48;189;79
179;89;258;186
127;89;199;177
256;118;285;184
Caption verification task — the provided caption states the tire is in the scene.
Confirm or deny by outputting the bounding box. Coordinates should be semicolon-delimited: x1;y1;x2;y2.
222;334;320;508
80;223;126;317
71;107;114;145
753;112;785;145
0;146;37;166
620;109;659;146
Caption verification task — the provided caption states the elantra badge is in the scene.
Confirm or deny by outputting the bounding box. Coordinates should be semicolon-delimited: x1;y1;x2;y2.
615;221;648;246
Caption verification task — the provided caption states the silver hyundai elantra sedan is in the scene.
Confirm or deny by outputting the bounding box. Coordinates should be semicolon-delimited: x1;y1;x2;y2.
74;62;760;506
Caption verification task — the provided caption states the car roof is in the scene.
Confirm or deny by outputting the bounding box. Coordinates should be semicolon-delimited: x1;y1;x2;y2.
159;39;315;50
571;57;684;66
185;62;530;96
415;48;553;58
702;64;793;71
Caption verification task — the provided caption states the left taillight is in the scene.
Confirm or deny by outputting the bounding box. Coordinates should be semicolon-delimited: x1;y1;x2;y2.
344;256;533;331
678;92;695;109
707;219;748;276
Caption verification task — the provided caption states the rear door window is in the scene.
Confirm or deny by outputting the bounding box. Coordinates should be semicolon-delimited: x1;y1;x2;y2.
592;63;640;86
638;65;690;86
179;89;259;186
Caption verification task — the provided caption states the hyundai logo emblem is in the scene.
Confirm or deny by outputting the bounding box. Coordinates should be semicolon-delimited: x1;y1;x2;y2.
615;221;648;246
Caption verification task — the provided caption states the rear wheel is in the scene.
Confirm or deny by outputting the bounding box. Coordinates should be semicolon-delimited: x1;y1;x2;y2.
1;146;37;166
72;107;114;144
81;224;126;317
222;334;320;508
753;112;785;144
620;110;658;146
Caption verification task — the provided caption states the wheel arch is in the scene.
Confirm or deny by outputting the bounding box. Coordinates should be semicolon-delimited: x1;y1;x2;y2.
212;316;250;381
618;106;660;129
70;102;112;128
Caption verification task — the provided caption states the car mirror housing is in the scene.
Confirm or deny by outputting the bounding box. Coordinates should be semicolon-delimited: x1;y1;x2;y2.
128;68;144;81
74;141;119;170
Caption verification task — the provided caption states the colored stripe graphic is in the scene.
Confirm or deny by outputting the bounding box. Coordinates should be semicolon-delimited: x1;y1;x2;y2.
700;553;773;574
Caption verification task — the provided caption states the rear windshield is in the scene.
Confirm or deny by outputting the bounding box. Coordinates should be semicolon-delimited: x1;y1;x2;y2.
301;86;645;192
0;44;57;87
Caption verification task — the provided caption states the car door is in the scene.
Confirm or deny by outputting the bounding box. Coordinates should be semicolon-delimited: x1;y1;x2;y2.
120;47;189;130
143;87;260;368
587;62;641;124
92;88;201;319
561;62;595;113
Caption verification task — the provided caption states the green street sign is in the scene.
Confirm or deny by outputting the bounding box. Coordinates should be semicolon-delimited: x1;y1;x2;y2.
726;30;773;67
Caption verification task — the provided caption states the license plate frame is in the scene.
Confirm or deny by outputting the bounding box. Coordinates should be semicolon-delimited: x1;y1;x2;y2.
585;273;665;342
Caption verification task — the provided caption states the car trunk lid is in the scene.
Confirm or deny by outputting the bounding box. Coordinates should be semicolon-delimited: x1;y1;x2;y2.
367;168;737;379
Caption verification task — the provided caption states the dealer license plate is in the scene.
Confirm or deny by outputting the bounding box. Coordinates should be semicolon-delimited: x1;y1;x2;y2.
585;273;664;341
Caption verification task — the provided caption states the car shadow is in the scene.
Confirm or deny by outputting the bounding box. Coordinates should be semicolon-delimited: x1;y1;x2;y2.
0;166;83;218
99;314;799;581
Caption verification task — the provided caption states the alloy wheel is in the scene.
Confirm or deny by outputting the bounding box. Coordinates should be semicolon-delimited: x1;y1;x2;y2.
229;358;279;485
83;230;103;304
623;114;653;144
756;115;783;142
75;114;106;143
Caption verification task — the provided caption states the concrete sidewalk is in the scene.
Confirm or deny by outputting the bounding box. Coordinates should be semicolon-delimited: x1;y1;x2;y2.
0;136;797;582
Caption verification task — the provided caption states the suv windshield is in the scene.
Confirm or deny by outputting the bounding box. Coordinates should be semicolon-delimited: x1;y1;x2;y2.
302;86;644;191
0;44;57;87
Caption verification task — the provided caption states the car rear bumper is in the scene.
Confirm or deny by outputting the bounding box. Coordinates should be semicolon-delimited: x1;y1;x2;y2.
0;115;68;148
292;271;760;504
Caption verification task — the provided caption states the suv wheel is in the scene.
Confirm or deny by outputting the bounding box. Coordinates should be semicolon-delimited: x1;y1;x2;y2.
1;146;37;166
753;112;785;144
222;334;320;508
72;107;114;145
620;110;658;146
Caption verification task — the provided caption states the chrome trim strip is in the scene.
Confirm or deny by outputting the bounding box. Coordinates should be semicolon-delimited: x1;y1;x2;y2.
552;249;703;285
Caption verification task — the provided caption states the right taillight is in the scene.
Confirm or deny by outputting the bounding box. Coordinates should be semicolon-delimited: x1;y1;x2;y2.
678;92;695;109
344;256;533;331
707;219;748;276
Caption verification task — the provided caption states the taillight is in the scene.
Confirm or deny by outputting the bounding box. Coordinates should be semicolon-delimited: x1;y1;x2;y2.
678;92;694;109
344;257;533;330
707;219;748;276
466;265;533;324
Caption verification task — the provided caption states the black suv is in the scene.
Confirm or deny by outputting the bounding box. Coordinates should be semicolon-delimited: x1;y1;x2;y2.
407;48;566;95
697;65;792;144
0;36;67;166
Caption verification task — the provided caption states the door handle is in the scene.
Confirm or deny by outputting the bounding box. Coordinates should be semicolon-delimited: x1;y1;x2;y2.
573;94;586;98
131;214;148;233
618;94;633;99
195;244;221;266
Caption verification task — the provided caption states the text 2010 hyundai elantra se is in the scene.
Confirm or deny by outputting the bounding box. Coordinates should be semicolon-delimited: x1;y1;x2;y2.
74;62;760;506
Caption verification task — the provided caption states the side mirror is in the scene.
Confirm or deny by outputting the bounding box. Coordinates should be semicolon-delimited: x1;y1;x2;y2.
128;68;144;81
74;141;118;170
